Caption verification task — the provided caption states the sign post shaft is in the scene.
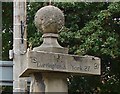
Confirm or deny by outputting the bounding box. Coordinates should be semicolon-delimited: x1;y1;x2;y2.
20;5;101;93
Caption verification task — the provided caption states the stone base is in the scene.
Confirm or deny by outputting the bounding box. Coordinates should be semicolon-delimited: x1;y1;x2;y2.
33;46;68;54
30;72;68;93
33;33;68;54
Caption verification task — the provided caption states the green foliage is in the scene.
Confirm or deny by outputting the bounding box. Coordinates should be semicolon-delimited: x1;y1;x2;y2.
2;2;13;60
0;86;13;94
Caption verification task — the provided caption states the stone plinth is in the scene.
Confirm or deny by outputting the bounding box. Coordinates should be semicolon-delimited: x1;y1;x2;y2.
33;33;68;54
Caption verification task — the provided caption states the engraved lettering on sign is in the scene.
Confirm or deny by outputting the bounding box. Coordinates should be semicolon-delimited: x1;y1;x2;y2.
30;56;66;70
37;62;66;70
94;63;99;69
54;54;60;62
30;57;37;63
84;66;90;71
71;64;83;71
70;63;91;72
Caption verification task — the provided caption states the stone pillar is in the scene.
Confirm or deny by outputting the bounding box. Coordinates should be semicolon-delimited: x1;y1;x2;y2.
30;5;68;93
30;73;45;93
43;73;68;93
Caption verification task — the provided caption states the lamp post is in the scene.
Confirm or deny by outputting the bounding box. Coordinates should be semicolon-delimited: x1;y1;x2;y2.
13;0;27;92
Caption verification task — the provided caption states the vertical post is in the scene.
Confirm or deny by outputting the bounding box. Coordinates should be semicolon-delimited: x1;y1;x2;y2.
13;0;27;92
43;73;68;93
0;1;2;61
32;5;68;93
0;2;2;91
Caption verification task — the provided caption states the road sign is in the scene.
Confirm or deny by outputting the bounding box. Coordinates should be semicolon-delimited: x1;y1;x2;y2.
20;51;100;77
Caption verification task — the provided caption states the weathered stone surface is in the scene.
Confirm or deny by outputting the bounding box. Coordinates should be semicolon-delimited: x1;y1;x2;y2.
30;73;45;92
43;73;68;92
20;51;101;77
34;5;64;33
33;33;68;54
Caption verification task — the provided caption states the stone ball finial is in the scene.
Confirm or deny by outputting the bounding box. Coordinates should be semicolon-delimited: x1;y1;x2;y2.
34;5;64;33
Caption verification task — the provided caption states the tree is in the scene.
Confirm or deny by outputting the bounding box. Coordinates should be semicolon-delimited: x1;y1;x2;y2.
2;2;120;93
2;2;13;60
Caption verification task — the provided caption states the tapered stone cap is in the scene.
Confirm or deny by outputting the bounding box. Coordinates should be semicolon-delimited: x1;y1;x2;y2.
34;5;64;33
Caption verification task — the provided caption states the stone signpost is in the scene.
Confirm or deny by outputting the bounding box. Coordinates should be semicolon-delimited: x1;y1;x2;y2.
20;5;101;93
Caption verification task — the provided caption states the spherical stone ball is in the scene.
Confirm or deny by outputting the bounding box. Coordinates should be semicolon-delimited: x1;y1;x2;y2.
34;5;65;33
